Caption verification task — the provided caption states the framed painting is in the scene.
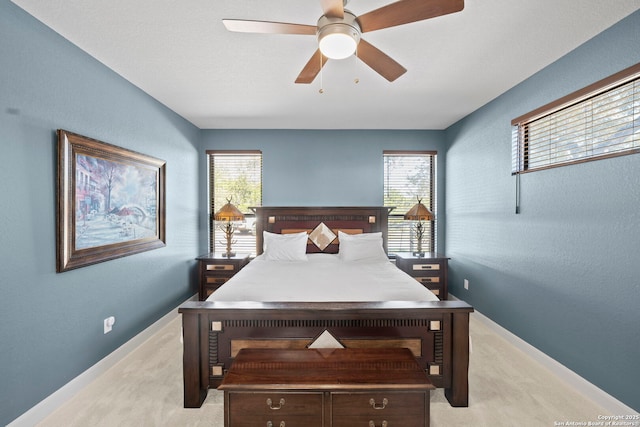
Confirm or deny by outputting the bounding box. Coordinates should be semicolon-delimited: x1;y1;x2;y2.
56;130;166;272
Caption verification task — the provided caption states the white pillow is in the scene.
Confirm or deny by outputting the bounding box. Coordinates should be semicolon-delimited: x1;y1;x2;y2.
338;231;388;262
263;231;308;261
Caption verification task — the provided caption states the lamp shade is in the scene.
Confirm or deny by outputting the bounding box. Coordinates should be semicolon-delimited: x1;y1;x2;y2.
214;201;245;222
404;200;434;221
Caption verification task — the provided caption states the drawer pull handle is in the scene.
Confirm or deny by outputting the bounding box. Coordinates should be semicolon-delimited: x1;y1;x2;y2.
206;264;234;271
266;422;285;427
412;264;439;271
369;397;388;410
369;421;388;427
266;397;285;410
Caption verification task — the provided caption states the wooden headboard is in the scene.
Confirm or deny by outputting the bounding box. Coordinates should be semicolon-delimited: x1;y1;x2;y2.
251;206;394;255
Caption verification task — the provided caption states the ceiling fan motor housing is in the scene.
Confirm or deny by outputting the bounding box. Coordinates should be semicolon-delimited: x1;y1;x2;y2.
317;10;361;59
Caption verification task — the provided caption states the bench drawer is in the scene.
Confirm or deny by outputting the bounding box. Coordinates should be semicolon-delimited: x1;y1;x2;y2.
228;392;323;426
331;392;427;427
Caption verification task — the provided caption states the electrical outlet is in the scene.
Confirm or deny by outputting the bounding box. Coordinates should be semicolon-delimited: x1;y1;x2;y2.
464;279;469;290
104;316;115;334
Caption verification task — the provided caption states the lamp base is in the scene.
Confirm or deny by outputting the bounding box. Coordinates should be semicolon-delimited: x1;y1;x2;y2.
223;251;236;258
412;251;425;257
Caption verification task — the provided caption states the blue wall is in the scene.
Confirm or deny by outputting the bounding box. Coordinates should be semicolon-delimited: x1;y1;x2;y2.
200;129;448;252
445;10;640;411
0;2;201;424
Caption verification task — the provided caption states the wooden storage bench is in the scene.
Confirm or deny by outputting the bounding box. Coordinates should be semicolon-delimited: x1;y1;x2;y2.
219;347;434;427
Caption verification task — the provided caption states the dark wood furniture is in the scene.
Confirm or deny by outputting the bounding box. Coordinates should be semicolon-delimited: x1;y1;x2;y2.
179;207;473;410
196;253;250;301
219;348;434;427
395;252;449;300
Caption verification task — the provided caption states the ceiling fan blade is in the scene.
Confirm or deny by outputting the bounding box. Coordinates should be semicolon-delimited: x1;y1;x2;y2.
320;0;344;19
356;39;406;82
357;0;464;33
295;49;328;84
223;19;316;35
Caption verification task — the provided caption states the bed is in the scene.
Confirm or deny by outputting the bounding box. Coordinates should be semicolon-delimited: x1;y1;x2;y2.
179;206;473;408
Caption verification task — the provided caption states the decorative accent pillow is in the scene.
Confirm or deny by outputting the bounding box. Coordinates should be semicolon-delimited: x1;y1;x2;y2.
263;231;308;261
338;231;388;262
309;222;337;251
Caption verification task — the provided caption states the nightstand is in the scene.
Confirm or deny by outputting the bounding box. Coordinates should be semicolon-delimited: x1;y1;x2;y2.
196;253;250;300
395;252;449;300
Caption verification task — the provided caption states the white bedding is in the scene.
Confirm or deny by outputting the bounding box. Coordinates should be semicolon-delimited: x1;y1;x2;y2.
207;253;439;302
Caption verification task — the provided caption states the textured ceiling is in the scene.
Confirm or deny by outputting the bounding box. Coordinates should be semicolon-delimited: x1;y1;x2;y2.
11;0;640;129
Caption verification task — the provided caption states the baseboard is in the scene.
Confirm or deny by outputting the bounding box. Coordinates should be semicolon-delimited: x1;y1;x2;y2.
8;294;198;427
449;294;637;415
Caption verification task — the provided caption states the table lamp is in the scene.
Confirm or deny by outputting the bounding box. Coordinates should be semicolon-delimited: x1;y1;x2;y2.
404;197;434;257
214;198;245;257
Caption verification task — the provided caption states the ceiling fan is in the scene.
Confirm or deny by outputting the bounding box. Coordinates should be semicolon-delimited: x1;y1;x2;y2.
223;0;464;84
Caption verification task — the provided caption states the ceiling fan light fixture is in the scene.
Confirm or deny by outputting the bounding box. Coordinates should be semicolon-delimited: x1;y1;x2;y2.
318;25;358;59
317;12;361;60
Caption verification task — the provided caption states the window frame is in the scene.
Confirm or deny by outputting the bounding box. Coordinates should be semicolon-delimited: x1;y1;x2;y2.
383;150;437;255
207;150;262;256
512;62;640;174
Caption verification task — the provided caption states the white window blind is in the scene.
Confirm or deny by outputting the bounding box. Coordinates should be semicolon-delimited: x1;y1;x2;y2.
512;63;640;174
383;151;436;254
207;151;262;256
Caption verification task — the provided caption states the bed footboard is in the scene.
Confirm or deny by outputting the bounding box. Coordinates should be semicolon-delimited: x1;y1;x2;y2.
179;300;473;408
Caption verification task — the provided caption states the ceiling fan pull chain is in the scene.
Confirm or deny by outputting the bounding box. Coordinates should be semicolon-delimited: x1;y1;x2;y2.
319;53;324;94
354;45;360;84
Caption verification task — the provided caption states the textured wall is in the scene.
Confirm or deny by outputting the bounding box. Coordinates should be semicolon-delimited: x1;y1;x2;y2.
445;10;640;410
0;2;201;424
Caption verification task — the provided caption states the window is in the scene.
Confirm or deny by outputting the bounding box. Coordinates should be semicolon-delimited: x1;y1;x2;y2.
512;63;640;174
207;151;262;256
383;151;436;254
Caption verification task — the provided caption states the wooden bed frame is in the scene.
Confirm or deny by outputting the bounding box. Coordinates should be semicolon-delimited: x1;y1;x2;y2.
179;207;473;408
